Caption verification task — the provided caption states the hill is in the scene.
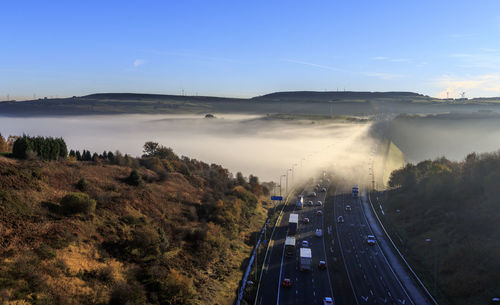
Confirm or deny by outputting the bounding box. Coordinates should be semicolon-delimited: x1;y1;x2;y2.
253;91;428;102
0;91;432;116
0;143;269;305
381;153;500;305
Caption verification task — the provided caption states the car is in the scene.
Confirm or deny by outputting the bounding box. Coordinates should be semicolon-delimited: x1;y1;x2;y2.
302;240;309;247
307;200;314;206
337;216;344;223
345;205;352;211
302;217;310;224
318;260;327;270
311;192;317;197
315;229;323;237
316;210;323;216
316;200;322;206
282;278;292;288
367;235;376;245
323;297;335;305
321;187;327;192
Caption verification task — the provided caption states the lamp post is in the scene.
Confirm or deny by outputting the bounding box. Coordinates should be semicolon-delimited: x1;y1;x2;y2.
279;175;286;196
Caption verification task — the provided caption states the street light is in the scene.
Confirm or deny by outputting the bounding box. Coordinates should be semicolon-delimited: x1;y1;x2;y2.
279;175;286;196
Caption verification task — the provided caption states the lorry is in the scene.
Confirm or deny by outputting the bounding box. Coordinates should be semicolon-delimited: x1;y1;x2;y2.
296;195;304;210
288;214;299;235
352;185;359;198
299;248;312;271
284;236;296;257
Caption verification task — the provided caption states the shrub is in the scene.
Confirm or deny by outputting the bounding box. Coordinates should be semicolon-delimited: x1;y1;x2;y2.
60;192;96;215
34;244;56;260
76;177;89;191
127;169;143;186
109;282;146;305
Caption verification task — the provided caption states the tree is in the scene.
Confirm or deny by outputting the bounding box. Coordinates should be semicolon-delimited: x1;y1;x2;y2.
75;150;82;161
143;141;159;157
12;137;30;159
0;133;8;152
142;141;177;160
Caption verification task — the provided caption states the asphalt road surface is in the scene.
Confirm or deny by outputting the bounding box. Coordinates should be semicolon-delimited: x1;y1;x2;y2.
333;186;413;305
257;182;424;305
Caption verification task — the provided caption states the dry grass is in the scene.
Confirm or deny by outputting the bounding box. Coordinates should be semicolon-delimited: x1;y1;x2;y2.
0;155;270;305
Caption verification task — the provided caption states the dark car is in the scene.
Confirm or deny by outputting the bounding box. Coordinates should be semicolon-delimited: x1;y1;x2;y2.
282;278;292;288
318;260;327;270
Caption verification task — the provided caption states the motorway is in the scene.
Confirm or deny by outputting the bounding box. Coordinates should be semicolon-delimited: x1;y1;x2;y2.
258;183;334;305
334;186;413;305
257;182;420;305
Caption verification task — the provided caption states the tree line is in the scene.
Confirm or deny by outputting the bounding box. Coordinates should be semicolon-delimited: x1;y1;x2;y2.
386;152;500;304
12;135;67;160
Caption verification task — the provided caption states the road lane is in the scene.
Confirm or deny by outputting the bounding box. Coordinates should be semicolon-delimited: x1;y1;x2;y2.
334;187;413;305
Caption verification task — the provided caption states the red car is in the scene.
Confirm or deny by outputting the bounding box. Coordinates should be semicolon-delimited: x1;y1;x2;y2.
282;278;292;288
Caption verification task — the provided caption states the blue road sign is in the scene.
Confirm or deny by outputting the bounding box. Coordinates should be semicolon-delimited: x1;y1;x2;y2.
271;196;283;201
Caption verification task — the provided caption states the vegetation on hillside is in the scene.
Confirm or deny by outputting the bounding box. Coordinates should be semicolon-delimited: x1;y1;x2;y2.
384;152;500;305
12;135;68;160
0;140;269;305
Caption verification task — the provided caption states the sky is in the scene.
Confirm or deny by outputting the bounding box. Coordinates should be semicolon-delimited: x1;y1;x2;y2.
2;0;500;100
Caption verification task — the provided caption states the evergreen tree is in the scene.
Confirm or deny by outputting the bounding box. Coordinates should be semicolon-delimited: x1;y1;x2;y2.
75;150;82;161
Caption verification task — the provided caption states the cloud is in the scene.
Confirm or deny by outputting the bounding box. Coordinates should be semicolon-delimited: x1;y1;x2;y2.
282;59;345;72
363;72;404;80
433;74;500;98
133;59;146;67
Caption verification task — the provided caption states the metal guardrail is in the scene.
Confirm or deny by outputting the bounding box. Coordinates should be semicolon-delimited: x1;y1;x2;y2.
253;189;295;305
368;192;439;305
235;218;270;305
235;190;294;305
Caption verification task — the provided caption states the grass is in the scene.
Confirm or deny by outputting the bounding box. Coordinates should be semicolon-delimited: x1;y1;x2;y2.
0;154;270;305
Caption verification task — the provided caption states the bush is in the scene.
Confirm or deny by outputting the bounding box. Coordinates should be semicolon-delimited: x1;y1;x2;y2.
60;192;96;215
76;177;89;191
109;282;146;305
127;169;143;186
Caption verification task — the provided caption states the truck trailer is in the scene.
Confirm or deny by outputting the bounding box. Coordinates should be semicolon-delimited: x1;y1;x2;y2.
352;185;359;198
288;213;299;235
299;248;312;271
284;236;296;257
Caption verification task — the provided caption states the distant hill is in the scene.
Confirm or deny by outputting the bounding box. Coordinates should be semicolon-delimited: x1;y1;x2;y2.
253;91;428;102
82;92;245;103
7;90;498;117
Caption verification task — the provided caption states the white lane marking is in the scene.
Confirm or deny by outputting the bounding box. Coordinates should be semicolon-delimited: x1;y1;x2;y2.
398;299;406;304
361;296;369;301
295;290;298;295
370;289;374;296
313;291;316;297
388;291;392;297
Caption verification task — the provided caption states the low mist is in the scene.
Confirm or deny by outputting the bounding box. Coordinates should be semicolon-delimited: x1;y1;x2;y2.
0;114;376;186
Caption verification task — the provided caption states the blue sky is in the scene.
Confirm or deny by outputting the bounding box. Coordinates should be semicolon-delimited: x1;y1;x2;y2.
2;0;500;99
